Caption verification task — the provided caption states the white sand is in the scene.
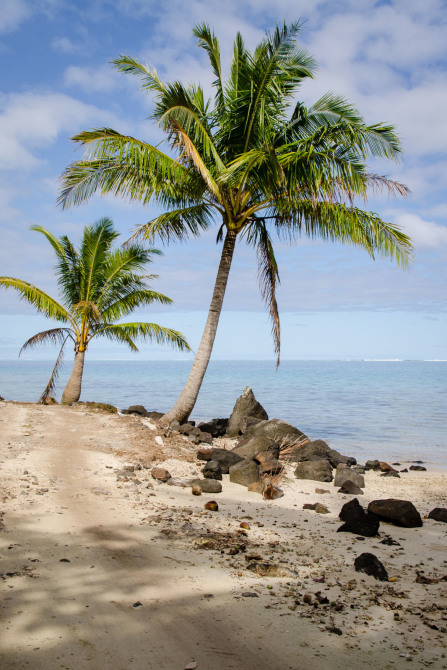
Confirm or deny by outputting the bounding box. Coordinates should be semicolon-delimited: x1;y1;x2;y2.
0;401;446;669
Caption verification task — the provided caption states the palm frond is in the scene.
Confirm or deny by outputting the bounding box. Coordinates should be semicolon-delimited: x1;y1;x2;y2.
244;221;281;366
130;203;216;244
19;327;74;355
98;322;191;351
0;278;75;325
38;335;71;403
112;55;166;93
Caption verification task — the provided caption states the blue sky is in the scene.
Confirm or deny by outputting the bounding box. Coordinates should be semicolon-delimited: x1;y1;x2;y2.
0;0;446;361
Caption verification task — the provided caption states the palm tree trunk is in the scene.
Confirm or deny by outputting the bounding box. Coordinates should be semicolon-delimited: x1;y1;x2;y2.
161;229;237;425
61;349;85;404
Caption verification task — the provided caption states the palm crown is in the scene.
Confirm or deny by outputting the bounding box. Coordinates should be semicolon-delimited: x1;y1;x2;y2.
58;22;411;422
0;218;189;402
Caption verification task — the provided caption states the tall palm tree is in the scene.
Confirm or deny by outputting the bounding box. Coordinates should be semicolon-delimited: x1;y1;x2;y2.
0;218;190;403
58;22;412;423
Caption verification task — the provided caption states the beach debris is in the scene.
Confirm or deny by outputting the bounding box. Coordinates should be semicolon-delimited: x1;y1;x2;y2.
368;499;423;528
226;386;268;437
191;485;202;496
380;471;400;478
315;488;330;494
415;572;447;584
241;592;259;597
132;601;143;608
294;460;333;482
303;502;329;514
184;662;198;670
354;553;389;581
204;501;218;511
262;482;284;500
410;465;427;471
240;521;250;530
246;561;295;578
202;460;222;480
380;536;401;546
151;467;171;482
191;478;222;493
229;459;259;487
428;507;447;523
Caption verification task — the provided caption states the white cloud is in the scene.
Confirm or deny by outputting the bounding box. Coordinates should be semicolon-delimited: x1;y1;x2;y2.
0;91;124;170
393;212;447;248
0;0;30;34
64;64;121;92
51;36;83;54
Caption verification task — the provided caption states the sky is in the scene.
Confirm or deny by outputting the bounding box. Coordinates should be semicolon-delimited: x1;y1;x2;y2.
0;0;446;362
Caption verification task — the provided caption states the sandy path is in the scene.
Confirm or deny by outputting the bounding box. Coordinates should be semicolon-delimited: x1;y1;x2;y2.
1;403;446;669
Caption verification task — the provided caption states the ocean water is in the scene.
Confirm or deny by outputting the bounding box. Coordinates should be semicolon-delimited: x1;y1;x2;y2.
1;359;446;467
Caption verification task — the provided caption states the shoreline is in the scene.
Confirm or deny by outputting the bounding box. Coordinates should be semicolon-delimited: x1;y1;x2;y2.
1;401;447;669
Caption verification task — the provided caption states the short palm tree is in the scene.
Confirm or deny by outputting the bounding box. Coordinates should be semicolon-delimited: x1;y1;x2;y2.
0;218;190;403
58;22;412;423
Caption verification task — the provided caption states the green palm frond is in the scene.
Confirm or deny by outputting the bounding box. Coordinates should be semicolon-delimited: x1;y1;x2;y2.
99;289;173;324
98;322;191;351
0;277;75;325
112;55;166;93
131;203;216;244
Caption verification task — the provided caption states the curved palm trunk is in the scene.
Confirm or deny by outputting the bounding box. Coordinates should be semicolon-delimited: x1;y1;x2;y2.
161;229;237;425
61;349;85;404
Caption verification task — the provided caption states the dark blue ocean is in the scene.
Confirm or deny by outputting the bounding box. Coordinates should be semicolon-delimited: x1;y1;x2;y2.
1;359;446;467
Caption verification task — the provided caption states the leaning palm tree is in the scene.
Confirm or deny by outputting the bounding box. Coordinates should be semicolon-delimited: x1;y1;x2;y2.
58;22;412;423
0;218;190;403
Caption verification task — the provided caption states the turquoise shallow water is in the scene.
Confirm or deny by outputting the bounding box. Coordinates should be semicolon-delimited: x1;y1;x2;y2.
1;359;446;467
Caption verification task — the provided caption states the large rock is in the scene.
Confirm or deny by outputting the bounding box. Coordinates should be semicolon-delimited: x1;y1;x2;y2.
239;418;308;451
209;448;244;474
229;460;259;487
339;498;364;522
428;508;447;523
197;418;229;437
337;512;380;537
294;460;333;483
191;478;222;493
368;499;423;528
233;436;278;460
227;387;268;437
123;404;150;417
202;460;222;480
354;553;389;581
334;464;365;489
337;481;364;495
288;439;356;467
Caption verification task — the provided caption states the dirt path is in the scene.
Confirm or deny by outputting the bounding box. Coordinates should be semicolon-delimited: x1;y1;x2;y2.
1;403;446;669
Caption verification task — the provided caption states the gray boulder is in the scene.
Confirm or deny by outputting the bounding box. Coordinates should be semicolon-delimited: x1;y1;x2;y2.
209;448;244;473
227;387;268;437
240;418;308;450
368;499;422;528
288;439;356;467
191;478;222;493
294;460;333;483
202;460;222;480
233;435;278;460
197;418;228;437
334;464;365;489
229;460;259;487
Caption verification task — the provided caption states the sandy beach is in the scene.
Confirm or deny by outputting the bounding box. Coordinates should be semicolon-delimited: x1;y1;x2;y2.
1;400;446;669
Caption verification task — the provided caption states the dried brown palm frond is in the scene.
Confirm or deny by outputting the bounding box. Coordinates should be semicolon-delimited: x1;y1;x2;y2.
39;334;71;404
